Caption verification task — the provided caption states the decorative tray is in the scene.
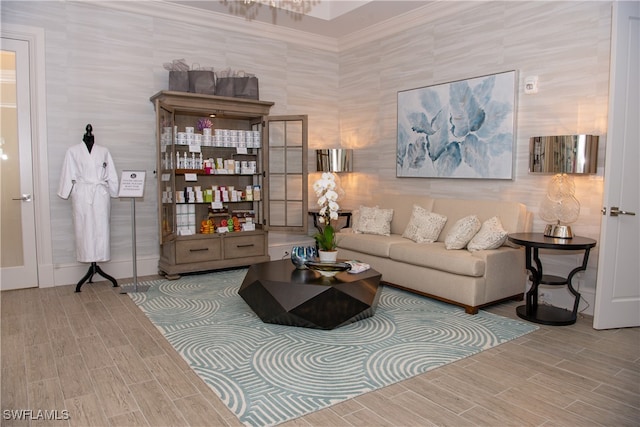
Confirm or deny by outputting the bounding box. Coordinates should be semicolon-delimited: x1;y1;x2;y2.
304;261;351;277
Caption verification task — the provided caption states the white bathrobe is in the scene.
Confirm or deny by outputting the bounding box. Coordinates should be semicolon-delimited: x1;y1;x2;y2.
57;143;119;262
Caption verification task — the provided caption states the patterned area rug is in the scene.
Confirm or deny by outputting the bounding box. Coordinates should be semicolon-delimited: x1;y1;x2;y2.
130;269;537;426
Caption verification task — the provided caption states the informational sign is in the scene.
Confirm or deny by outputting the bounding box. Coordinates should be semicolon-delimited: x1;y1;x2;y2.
118;170;146;198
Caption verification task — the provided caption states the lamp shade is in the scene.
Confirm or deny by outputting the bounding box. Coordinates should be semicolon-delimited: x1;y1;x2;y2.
316;149;352;172
529;135;598;174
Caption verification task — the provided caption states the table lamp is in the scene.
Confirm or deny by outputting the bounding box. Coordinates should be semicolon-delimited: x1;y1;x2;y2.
530;134;598;239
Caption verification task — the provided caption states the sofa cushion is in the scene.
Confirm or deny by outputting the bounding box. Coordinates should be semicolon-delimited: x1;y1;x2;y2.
402;205;447;243
468;216;508;251
432;198;529;245
444;215;481;249
336;232;406;258
370;195;435;235
355;205;394;236
388;241;485;277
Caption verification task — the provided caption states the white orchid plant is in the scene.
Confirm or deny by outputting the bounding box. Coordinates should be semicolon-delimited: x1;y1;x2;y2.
312;172;340;251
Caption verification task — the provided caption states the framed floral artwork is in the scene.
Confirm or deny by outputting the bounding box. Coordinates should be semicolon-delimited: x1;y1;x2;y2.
397;70;517;179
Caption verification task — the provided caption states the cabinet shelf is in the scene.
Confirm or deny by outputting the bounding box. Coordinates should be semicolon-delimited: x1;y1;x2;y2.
175;169;260;176
174;201;261;205
173;145;258;153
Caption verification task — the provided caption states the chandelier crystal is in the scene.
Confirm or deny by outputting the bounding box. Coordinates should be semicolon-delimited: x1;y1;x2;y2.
221;0;317;20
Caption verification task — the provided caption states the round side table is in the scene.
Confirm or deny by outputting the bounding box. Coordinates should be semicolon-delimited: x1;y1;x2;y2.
508;232;597;326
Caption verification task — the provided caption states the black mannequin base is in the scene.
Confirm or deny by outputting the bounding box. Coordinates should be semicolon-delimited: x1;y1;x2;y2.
75;262;118;292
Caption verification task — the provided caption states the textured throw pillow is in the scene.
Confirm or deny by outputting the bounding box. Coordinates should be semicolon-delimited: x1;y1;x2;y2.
468;216;508;251
356;205;394;236
444;215;482;250
402;205;448;243
349;209;361;233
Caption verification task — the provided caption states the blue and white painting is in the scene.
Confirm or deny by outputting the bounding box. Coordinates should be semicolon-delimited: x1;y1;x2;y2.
397;70;516;179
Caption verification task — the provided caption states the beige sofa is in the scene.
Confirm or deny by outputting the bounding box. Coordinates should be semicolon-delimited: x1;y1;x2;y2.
336;194;532;314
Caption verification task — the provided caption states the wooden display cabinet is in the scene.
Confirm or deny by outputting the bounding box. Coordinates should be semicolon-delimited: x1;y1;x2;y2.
150;91;274;278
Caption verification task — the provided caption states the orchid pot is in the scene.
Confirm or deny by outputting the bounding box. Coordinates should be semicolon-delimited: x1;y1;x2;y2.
318;249;338;263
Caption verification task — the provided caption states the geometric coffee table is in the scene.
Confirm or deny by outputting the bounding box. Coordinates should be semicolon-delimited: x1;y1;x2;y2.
239;259;382;330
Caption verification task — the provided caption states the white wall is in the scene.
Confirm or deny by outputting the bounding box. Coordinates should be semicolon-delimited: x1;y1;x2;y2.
1;1;611;315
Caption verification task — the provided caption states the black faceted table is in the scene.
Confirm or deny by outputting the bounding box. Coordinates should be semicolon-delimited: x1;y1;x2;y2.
239;259;382;330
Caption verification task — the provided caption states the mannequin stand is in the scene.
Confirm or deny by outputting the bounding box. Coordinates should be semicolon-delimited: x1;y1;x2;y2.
75;262;118;292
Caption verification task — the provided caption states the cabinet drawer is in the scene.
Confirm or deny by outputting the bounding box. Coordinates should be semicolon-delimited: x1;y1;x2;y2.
176;238;222;264
224;234;265;259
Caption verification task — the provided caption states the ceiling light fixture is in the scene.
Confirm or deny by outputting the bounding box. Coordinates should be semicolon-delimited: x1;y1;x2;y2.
221;0;318;21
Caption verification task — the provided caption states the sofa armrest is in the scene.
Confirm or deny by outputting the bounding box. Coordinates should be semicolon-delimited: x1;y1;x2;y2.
471;247;527;302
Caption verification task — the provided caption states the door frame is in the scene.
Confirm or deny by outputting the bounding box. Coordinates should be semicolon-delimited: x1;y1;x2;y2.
1;24;54;287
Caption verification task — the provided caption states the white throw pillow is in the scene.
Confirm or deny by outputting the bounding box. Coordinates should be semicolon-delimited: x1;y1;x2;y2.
402;205;447;243
444;215;481;249
468;216;508;251
356;205;394;236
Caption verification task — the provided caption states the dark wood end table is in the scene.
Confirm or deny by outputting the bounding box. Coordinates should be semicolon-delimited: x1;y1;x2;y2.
508;232;597;326
239;259;382;329
308;209;353;233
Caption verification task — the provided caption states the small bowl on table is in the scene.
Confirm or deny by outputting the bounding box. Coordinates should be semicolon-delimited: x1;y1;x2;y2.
304;260;351;278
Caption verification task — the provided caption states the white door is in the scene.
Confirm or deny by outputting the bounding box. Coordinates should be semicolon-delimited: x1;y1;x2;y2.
593;1;640;329
0;37;38;290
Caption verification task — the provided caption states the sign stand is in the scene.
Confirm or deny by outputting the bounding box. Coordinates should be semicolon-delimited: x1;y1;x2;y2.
118;170;150;294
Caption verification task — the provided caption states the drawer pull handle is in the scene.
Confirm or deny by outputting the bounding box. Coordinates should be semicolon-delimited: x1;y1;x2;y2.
237;244;255;248
189;248;209;252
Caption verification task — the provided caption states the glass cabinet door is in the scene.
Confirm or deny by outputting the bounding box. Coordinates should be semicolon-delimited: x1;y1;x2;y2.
266;115;308;232
157;104;175;244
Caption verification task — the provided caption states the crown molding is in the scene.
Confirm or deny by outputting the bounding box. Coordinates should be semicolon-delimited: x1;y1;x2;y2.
90;1;340;52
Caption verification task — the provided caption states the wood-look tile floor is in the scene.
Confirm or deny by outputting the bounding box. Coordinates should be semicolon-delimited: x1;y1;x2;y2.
2;276;639;427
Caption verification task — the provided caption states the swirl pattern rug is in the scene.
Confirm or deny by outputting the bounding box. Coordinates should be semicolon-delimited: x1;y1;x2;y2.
129;269;537;426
